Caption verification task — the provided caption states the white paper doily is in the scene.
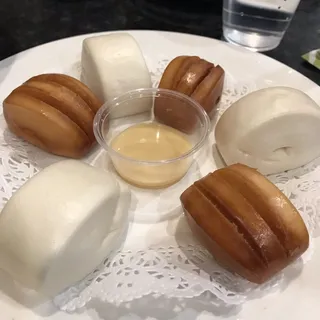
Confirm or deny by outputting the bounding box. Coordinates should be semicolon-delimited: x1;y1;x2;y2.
0;52;319;313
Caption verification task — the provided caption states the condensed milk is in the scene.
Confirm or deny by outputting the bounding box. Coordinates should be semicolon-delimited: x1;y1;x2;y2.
110;122;193;188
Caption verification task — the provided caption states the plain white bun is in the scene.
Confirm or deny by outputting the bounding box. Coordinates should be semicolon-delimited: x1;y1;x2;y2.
215;87;320;175
81;32;152;118
0;160;130;297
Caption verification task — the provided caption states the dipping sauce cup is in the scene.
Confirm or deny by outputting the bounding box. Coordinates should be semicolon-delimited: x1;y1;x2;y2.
93;88;210;189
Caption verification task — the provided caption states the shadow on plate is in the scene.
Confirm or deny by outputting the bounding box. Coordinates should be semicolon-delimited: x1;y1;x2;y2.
0;269;55;312
79;291;240;320
211;143;226;170
1;114;102;171
173;215;304;307
2;126;63;169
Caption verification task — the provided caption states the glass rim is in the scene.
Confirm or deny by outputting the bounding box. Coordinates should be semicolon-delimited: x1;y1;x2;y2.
93;88;211;165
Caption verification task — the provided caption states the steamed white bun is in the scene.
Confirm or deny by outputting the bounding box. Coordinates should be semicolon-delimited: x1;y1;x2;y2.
81;33;152;118
0;160;130;296
215;87;320;175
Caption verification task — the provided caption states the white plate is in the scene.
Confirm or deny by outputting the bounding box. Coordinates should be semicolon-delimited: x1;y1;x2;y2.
0;30;319;320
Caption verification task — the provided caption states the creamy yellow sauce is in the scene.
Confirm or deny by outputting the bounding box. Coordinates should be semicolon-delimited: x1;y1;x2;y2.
110;122;192;188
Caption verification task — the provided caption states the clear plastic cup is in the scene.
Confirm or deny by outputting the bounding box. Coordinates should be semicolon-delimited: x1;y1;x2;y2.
223;0;301;51
93;88;210;189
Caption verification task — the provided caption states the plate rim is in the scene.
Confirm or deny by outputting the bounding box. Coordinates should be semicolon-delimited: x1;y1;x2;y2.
0;29;320;320
0;29;318;90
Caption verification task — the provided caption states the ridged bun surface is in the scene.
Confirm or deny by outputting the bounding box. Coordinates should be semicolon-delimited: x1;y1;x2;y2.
180;163;309;284
3;73;102;158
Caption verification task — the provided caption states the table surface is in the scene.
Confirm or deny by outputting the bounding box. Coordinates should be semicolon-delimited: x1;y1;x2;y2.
0;0;319;84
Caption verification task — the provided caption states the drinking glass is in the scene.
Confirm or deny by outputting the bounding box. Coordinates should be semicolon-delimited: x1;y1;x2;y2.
223;0;301;51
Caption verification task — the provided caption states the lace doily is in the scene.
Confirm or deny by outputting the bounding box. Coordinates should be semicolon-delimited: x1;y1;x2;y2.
0;58;318;313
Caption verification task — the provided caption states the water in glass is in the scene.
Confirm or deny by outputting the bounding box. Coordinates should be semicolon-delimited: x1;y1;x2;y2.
223;0;301;51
